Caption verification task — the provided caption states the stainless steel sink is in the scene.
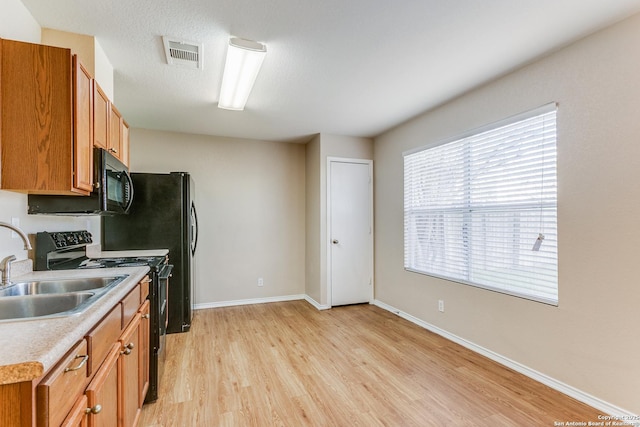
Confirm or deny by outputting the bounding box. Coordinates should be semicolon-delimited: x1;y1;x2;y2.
0;276;127;297
0;293;95;321
0;275;129;322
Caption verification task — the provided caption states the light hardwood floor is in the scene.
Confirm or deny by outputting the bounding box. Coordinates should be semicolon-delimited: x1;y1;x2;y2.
140;300;601;426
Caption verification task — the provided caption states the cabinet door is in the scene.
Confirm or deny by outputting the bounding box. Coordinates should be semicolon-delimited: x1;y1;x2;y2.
93;82;109;150
109;104;123;161
119;313;141;427
138;300;150;406
73;56;94;193
0;39;80;194
36;339;88;426
61;395;88;427
85;344;119;427
121;119;130;167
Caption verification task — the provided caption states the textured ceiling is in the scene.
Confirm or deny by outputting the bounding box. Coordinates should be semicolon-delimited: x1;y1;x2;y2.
19;0;640;142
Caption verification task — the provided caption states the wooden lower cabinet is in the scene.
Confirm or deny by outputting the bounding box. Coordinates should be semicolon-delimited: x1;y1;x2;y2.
36;339;89;426
138;300;150;407
17;278;151;427
86;344;120;427
119;313;142;427
62;394;88;427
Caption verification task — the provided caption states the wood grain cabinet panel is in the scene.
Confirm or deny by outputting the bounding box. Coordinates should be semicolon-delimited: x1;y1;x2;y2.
118;313;142;427
138;300;150;407
60;395;89;427
121;284;141;328
0;38;93;195
93;82;109;150
121;119;130;167
86;306;122;377
85;344;119;427
109;103;123;162
74;58;94;193
36;339;89;427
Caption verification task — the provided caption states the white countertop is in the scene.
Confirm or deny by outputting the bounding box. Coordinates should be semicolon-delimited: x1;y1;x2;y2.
0;266;150;385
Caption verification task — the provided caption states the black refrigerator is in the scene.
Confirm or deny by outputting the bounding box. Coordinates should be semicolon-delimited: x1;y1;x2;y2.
102;172;198;334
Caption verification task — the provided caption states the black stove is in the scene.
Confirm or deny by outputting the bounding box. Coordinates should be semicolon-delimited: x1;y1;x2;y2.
35;231;166;271
35;230;170;403
78;257;165;269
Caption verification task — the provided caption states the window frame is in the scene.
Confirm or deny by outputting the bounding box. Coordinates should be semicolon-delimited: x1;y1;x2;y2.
403;103;558;305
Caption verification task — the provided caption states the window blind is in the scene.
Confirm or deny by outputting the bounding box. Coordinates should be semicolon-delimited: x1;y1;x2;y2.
404;104;558;305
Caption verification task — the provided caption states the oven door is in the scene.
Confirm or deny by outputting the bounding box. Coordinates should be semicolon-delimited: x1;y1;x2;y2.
156;264;173;381
146;263;173;403
158;264;173;334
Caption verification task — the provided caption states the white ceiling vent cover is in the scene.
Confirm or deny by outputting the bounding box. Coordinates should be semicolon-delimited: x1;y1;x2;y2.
162;36;203;69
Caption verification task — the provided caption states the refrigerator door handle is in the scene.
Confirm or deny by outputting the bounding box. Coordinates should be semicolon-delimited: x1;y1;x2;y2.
191;201;199;256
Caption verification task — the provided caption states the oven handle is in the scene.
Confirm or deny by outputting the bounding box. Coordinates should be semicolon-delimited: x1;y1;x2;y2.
158;264;173;280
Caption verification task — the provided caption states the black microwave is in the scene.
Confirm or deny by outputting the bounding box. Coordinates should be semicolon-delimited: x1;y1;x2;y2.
28;148;134;215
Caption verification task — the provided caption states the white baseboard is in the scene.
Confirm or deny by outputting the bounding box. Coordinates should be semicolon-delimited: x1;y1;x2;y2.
304;295;331;310
194;294;305;310
371;299;639;424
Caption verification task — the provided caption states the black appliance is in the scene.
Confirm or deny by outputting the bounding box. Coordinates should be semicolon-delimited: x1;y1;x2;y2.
34;230;171;403
28;148;134;215
102;172;198;334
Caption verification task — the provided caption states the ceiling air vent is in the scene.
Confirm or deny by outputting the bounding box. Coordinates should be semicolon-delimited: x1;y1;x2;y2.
162;36;203;69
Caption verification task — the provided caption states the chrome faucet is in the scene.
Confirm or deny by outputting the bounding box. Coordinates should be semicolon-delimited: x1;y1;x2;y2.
0;221;33;287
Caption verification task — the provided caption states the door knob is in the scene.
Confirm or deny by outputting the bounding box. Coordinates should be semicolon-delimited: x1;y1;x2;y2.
332;239;339;244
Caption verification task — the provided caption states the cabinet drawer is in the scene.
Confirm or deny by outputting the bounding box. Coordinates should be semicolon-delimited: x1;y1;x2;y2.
86;306;121;376
36;339;88;427
140;276;150;301
122;284;141;328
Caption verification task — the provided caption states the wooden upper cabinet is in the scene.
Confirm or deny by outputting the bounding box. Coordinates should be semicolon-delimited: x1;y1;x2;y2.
109;103;123;162
121;120;130;168
93;82;109;150
0;39;92;195
108;103;129;167
74;58;94;193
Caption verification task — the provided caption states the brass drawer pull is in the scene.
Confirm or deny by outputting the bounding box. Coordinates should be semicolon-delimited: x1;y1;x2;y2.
64;354;89;372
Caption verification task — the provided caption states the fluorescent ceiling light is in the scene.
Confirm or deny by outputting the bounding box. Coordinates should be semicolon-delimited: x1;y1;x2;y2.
218;38;267;111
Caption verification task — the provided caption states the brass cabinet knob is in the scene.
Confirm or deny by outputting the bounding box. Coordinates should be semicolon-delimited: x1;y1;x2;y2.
86;404;102;414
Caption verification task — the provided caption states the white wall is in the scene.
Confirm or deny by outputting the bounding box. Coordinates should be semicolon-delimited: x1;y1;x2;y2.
40;29;114;100
0;0;98;263
130;129;306;305
374;13;640;414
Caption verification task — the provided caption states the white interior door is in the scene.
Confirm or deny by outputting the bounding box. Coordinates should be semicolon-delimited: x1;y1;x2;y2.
329;159;373;306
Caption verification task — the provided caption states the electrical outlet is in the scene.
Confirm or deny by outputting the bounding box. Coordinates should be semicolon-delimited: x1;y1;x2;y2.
258;277;264;287
438;300;445;312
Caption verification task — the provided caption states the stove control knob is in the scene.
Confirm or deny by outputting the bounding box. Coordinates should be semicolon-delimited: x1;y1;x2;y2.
52;233;66;248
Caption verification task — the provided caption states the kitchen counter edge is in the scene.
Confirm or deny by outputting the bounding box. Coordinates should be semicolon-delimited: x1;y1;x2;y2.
0;266;150;385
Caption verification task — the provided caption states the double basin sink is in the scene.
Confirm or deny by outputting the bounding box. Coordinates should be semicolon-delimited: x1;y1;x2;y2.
0;276;128;322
